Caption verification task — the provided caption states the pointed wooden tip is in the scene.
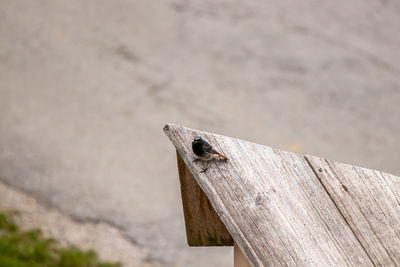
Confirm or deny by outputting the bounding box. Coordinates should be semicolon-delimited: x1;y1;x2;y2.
164;123;234;246
163;123;175;133
164;124;400;266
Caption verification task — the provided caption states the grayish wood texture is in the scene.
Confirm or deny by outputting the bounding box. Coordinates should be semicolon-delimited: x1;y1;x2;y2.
305;155;400;266
164;124;399;266
177;151;233;246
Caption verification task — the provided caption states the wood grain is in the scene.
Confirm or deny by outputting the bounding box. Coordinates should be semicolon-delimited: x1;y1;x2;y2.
177;151;233;246
164;124;373;266
305;155;400;266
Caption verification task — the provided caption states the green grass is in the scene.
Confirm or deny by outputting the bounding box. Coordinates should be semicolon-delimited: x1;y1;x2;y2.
0;212;120;267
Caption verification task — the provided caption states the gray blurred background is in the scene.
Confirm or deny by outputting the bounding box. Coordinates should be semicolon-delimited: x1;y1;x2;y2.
1;0;399;266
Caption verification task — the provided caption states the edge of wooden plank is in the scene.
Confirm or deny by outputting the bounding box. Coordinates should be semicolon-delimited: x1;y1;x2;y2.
177;151;234;246
234;241;252;267
164;124;261;266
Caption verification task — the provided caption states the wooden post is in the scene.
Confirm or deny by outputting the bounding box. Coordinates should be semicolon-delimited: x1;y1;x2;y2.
234;242;251;267
177;151;233;246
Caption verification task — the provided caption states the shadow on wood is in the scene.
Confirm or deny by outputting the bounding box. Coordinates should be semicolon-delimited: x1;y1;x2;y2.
234;241;252;267
177;151;233;246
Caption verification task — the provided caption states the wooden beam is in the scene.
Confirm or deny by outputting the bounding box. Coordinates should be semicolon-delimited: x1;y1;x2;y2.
164;124;377;266
234;241;252;267
177;151;233;246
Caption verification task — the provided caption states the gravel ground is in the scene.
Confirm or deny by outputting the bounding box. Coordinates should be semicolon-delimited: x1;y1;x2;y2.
0;0;399;266
0;179;158;267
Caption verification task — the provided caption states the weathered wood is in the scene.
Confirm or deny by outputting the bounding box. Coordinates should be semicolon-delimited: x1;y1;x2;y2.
164;124;373;266
305;155;400;266
177;151;233;246
234;241;252;267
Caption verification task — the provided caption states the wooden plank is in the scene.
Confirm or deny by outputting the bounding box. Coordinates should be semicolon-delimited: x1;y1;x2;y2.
234;241;252;267
305;155;400;266
177;151;233;246
164;124;372;266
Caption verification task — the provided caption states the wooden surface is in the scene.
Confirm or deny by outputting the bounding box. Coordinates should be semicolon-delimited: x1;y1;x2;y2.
305;155;400;266
164;124;400;266
234;241;252;267
177;151;233;246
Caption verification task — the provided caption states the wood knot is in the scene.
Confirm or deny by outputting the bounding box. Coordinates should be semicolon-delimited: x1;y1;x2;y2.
255;195;264;206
